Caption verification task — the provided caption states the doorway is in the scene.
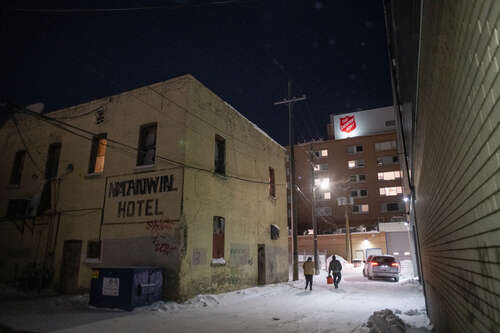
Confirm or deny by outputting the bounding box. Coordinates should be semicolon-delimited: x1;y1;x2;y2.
355;250;364;260
257;244;266;285
60;240;82;294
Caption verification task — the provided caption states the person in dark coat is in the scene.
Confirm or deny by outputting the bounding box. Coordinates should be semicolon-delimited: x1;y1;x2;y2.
328;255;342;289
303;257;315;291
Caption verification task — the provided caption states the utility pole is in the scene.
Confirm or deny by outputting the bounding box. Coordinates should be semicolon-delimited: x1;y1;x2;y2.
344;204;352;263
337;195;353;263
274;81;306;281
308;148;319;275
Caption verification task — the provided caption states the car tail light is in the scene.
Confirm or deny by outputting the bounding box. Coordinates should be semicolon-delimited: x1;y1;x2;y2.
370;262;378;266
391;263;399;267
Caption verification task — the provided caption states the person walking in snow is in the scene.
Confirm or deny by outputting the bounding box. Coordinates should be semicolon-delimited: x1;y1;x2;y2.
303;257;315;291
328;255;342;289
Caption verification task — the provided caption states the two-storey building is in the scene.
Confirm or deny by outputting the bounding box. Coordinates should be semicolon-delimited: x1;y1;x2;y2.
0;74;288;301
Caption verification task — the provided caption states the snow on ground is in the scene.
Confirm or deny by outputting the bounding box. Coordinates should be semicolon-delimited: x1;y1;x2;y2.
0;262;431;333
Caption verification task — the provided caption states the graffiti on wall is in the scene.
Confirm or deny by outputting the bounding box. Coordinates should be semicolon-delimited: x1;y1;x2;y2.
145;220;178;256
229;243;250;267
192;248;207;265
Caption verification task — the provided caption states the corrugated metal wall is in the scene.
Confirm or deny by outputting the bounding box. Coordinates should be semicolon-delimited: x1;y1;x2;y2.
415;0;500;331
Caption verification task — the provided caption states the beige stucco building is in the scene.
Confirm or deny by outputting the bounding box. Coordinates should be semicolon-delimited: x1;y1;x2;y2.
0;74;288;301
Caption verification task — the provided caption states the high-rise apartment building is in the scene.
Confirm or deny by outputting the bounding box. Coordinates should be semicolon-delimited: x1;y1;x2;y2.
288;106;405;235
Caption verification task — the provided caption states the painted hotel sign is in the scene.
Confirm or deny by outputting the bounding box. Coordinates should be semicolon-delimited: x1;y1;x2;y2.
103;168;183;224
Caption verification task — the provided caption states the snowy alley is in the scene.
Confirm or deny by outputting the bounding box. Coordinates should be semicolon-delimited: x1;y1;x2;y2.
0;262;431;333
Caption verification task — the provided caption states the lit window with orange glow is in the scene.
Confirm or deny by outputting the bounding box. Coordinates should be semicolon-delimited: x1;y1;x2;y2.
89;134;107;174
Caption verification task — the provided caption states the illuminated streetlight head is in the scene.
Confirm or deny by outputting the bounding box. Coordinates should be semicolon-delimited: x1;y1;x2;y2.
403;197;409;202
319;178;330;190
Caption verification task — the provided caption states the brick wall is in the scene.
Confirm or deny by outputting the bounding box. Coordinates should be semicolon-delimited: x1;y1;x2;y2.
289;232;387;260
414;1;500;331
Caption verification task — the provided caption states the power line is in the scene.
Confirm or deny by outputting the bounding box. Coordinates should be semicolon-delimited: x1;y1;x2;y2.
12;0;259;13
295;184;337;227
50;105;104;120
11;104;286;187
11;114;44;175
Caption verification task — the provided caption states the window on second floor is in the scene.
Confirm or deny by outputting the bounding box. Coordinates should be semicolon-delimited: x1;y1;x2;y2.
314;163;328;171
213;216;225;259
350;189;368;198
314;149;328;158
215;135;226;175
381;202;404;212
379;186;403;196
350;174;367;183
376;155;399;167
352;204;369;214
348;159;365;169
10;150;26;185
137;123;157;166
45;143;61;179
269;167;276;197
378;170;402;181
346;144;363;154
88;134;107;174
375;141;397;152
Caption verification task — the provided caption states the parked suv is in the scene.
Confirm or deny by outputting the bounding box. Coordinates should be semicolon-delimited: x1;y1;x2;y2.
365;255;400;282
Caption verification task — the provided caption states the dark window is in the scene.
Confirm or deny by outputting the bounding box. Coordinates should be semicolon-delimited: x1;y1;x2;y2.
359;174;366;181
360;189;368;197
374;256;395;264
86;240;101;259
213;216;225;259
350;175;357;182
137;124;157;166
356;145;363;152
269;167;276;197
10;150;26;185
352;205;359;213
351;190;358;197
215;135;226;175
88;134;107;173
387;203;400;211
271;224;280;240
7;199;29;218
392;156;399;163
45;143;61;179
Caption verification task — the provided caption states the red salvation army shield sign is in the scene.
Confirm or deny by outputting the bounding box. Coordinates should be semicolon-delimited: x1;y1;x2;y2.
340;115;356;133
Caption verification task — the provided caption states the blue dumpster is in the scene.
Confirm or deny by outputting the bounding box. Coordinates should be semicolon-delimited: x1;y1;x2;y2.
89;266;163;311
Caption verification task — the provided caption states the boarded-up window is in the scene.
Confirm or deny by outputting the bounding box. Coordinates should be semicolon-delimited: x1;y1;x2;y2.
88;134;107;173
45;143;61;179
10;150;26;185
271;224;280;240
137;124;157;166
215;135;226;175
269;167;276;197
213;216;225;259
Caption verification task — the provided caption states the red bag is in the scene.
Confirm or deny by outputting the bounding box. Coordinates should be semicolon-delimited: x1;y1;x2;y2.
327;275;334;284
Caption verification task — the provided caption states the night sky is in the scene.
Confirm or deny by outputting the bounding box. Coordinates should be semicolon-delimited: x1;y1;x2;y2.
2;0;392;146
